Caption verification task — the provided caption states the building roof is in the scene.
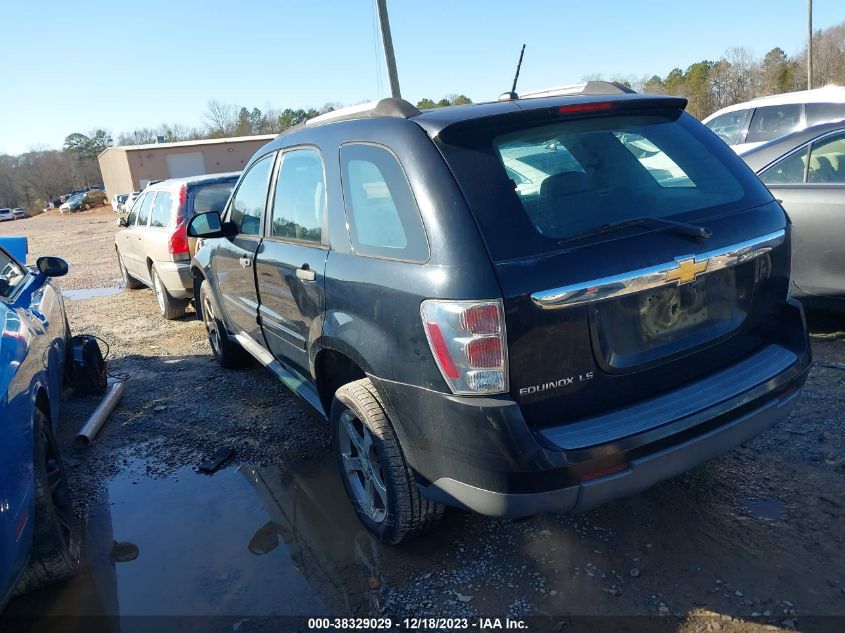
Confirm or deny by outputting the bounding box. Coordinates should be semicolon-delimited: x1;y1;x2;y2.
99;134;278;157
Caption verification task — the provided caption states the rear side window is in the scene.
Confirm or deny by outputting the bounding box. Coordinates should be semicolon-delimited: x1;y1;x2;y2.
270;148;325;243
150;191;172;228
340;144;428;262
745;104;802;143
190;182;236;216
229;155;274;236
438;111;772;261
136;192;155;227
806;103;845;127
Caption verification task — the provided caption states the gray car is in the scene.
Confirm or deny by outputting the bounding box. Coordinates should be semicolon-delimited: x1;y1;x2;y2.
742;120;845;311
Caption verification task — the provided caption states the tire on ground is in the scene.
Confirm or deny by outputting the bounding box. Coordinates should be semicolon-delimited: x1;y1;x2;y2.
331;378;444;544
199;279;250;368
117;250;144;290
151;265;187;320
14;408;79;595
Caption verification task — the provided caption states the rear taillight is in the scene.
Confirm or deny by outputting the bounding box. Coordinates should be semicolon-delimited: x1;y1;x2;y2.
168;223;189;260
176;184;188;220
421;299;508;395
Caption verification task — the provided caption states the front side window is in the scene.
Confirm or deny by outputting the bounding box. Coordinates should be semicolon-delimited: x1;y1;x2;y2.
136;191;155;227
745;104;802;144
229;154;274;235
760;147;809;184
0;250;26;298
808;134;845;184
705;110;749;145
340;144;429;261
270;148;325;243
150;191;172;228
125;194;141;226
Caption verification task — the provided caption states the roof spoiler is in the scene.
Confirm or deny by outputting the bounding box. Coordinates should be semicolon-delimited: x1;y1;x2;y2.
434;95;689;143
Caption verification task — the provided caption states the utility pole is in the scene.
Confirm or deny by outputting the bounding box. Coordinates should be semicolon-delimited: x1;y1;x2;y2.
375;0;401;99
807;0;813;89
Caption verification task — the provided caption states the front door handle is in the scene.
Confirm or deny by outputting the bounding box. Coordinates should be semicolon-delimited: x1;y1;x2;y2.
296;265;316;281
239;256;252;268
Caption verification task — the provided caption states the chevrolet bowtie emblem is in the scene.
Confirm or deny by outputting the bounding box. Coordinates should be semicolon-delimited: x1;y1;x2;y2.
665;257;708;284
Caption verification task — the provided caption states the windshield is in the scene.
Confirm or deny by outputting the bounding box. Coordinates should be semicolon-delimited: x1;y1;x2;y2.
437;111;772;261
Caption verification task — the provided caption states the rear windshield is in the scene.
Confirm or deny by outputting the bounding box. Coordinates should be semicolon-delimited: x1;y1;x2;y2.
189;181;237;217
437;111;772;261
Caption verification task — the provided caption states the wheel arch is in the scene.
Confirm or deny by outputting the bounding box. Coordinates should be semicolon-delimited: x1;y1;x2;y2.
191;265;206;320
313;344;368;416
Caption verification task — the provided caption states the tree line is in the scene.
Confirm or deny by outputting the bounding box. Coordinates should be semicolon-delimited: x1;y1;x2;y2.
1;19;842;210
0;94;473;209
603;20;845;119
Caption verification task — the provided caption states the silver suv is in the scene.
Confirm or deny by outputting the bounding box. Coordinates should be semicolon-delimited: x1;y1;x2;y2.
115;173;239;319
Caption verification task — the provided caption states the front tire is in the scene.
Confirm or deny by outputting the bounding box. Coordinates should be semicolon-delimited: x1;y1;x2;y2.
14;408;79;595
199;280;250;368
151;265;187;320
332;378;443;544
117;250;143;289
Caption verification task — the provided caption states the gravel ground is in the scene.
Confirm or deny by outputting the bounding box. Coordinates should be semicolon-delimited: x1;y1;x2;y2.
1;209;843;631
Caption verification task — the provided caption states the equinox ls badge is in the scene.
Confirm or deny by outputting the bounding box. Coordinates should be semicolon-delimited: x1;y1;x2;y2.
665;257;708;284
519;372;594;396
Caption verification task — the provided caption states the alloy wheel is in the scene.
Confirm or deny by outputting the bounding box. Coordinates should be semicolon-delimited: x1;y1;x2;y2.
38;412;72;549
202;294;222;356
118;253;129;285
337;409;388;523
152;270;166;314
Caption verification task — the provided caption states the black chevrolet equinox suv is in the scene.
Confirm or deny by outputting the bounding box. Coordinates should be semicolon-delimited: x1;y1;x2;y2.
188;83;811;543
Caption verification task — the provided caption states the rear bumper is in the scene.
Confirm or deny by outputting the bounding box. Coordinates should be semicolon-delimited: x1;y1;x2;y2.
418;392;799;517
371;303;810;518
155;260;193;299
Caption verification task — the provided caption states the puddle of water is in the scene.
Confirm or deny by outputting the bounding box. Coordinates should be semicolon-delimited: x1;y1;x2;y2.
63;287;123;300
5;454;387;620
743;497;786;520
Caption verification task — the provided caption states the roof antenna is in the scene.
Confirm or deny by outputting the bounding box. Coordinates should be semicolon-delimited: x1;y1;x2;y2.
499;44;525;101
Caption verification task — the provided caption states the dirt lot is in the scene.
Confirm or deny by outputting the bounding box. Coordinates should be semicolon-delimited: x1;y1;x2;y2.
1;209;844;632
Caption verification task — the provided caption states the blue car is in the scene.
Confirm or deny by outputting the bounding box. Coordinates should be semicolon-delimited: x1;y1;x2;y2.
0;241;77;610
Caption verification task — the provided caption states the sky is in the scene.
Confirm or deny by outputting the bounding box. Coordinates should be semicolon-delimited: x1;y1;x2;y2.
1;0;842;155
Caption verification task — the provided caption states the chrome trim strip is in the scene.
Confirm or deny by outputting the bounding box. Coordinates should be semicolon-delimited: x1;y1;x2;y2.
530;229;785;310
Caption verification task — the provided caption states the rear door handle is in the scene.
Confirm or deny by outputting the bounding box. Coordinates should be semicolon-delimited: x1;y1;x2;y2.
296;265;316;281
239;256;252;268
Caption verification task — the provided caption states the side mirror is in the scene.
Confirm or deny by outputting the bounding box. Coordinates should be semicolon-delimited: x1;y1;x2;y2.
187;211;236;238
118;217;128;227
36;256;69;278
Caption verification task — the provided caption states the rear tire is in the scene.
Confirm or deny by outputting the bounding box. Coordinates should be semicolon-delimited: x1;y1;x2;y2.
117;250;143;289
199;279;250;368
14;407;79;595
83;203;90;211
151;265;187;320
332;378;444;544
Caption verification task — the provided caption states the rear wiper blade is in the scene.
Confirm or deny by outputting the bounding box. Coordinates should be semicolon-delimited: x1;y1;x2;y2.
559;216;712;245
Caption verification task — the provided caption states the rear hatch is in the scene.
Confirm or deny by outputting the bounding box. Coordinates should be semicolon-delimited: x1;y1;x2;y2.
429;97;791;428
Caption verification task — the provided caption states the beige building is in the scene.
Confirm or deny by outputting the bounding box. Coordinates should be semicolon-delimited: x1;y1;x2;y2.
98;134;277;197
